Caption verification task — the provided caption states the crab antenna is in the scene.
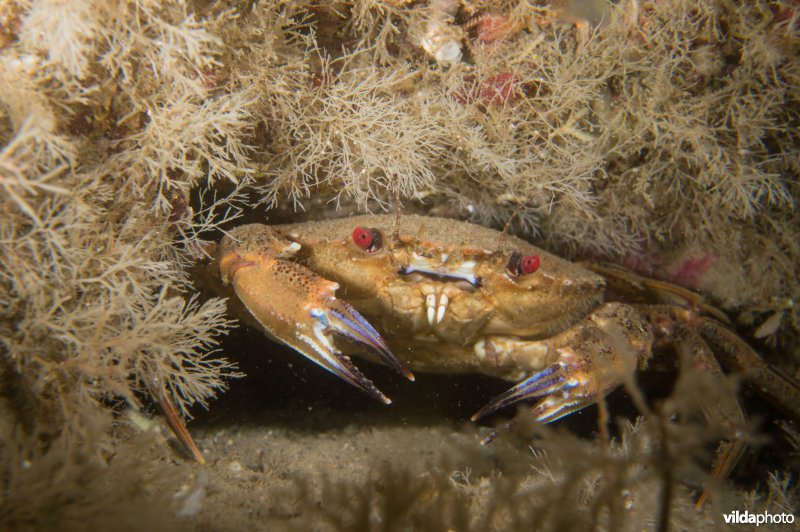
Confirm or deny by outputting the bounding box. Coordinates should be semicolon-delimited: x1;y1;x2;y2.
391;179;402;243
498;204;523;254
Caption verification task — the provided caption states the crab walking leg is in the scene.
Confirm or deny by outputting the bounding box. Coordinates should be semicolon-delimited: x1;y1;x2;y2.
472;303;653;423
694;316;800;417
149;378;206;464
642;305;800;508
667;325;747;510
643;305;800;418
217;225;413;404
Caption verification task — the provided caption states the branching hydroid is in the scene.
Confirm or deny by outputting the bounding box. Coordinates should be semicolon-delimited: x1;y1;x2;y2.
1;0;798;528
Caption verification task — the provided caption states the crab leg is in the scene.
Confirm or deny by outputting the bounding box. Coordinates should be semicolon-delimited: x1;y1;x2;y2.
151;380;206;464
643;305;800;420
634;304;800;509
218;225;413;404
669;325;747;510
695;316;800;417
472;303;653;423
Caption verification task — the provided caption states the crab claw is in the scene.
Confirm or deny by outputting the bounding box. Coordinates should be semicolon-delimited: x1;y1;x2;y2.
472;361;579;423
472;303;653;424
312;297;416;398
218;225;413;404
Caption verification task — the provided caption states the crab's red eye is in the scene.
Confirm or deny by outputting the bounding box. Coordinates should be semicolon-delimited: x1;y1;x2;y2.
507;251;540;276
352;226;382;252
353;226;372;249
520;254;540;275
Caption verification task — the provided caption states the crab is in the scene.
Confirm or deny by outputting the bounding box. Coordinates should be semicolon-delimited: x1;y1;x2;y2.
178;214;799;502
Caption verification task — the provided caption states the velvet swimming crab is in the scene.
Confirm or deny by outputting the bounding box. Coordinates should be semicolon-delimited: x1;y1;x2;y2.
179;214;799;501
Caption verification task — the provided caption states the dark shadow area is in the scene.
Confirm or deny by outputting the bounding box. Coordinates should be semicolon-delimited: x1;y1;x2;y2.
191;322;656;440
191;323;524;432
190;319;800;497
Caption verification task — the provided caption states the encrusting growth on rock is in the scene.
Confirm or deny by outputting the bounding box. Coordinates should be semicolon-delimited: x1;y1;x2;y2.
1;0;798;529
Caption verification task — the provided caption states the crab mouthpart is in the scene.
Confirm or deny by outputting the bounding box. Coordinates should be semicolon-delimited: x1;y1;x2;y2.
400;252;481;286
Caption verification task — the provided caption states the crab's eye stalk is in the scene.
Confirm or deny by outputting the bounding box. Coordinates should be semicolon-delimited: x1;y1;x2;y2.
507;251;540;276
352;226;383;253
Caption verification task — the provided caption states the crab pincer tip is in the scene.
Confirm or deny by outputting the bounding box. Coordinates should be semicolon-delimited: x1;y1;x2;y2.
327;299;413;382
